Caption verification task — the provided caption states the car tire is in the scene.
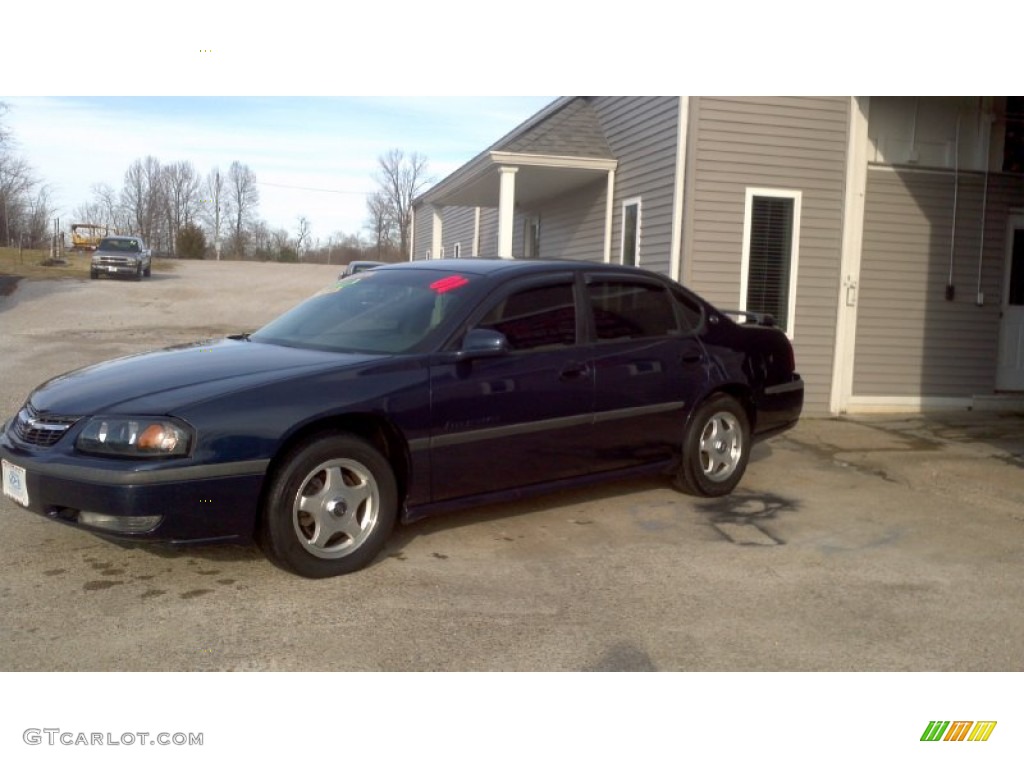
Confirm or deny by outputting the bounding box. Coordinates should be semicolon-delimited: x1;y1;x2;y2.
144;263;151;277
260;434;398;578
134;263;143;281
675;394;750;497
90;269;98;279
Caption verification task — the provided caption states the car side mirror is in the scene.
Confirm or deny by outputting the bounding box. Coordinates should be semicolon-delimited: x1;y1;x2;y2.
451;328;509;361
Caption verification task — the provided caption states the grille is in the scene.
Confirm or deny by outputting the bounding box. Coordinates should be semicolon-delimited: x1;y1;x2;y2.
11;404;78;447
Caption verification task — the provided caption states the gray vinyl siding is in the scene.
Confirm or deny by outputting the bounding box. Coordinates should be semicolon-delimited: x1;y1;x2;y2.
412;204;434;260
477;209;499;258
685;96;850;415
592;97;679;275
853;168;1024;397
529;178;607;261
441;207;475;257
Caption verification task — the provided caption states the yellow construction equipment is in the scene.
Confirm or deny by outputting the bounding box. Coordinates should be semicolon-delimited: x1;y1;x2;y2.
70;223;109;252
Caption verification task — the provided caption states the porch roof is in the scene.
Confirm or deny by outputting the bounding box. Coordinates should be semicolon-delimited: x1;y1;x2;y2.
417;97;617;209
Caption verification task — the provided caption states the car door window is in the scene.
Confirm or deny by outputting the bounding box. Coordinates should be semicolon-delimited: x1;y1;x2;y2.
476;283;576;351
587;280;678;341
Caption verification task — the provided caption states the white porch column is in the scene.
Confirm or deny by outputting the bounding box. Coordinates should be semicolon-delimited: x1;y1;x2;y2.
472;207;481;257
603;169;616;263
497;166;519;259
431;206;443;259
829;97;871;415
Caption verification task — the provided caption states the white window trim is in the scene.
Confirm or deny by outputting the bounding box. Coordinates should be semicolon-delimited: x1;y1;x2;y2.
439;246;445;258
620;197;642;267
453;242;461;259
740;187;802;338
425;249;431;260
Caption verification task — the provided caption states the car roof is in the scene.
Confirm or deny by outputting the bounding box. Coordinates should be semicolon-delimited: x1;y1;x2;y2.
374;258;667;279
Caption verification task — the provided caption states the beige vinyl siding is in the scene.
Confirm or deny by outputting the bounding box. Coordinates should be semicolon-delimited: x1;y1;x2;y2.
853;168;1024;396
592;97;679;275
685;96;850;415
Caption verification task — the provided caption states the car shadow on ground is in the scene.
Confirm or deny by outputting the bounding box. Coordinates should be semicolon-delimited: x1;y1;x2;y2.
93;441;792;574
386;474;677;551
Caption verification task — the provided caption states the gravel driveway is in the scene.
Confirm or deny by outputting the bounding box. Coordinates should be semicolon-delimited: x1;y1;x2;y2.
1;260;1023;672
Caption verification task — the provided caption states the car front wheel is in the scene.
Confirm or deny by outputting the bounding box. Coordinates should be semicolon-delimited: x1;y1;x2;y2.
260;434;398;578
676;394;750;497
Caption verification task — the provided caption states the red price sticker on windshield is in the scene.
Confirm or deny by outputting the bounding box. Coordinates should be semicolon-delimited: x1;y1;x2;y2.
430;275;469;294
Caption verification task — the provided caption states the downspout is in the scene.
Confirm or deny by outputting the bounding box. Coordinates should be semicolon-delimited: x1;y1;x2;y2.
976;108;991;306
946;110;961;301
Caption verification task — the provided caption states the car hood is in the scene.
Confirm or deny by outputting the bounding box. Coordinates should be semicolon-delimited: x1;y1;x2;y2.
28;338;377;416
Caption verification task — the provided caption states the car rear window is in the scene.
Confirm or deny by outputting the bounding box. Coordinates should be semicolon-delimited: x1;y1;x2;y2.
588;280;679;340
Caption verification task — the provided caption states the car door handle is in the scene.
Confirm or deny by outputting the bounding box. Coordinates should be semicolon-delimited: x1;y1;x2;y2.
559;362;590;381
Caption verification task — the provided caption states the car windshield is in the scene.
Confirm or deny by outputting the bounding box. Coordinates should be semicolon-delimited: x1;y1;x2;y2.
250;269;477;354
98;238;141;253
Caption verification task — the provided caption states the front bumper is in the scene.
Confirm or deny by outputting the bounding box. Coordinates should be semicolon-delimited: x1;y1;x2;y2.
0;432;268;544
92;261;139;276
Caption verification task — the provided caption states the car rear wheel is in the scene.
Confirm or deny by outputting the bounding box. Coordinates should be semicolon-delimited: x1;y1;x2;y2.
675;394;750;497
260;434;398;578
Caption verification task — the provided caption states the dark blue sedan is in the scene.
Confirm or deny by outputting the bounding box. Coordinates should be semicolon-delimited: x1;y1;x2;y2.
0;260;803;577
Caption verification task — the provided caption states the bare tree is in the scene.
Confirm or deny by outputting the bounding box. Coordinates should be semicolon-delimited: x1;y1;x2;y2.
251;219;271;260
0;101;53;247
295;215;312;256
202;168;227;259
90;183;128;233
373;149;430;260
0;154;34;245
271;227;290;253
121;156;165;245
365;190;393;259
162;161;201;255
226;161;259;258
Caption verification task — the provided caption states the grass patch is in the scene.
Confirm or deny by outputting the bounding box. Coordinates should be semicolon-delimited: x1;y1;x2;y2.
0;247;178;280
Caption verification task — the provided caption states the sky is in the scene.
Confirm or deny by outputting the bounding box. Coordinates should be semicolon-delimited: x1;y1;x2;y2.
1;96;555;243
4;1;1007;247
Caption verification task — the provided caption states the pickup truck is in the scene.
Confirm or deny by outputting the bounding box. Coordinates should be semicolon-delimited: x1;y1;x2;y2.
90;236;152;280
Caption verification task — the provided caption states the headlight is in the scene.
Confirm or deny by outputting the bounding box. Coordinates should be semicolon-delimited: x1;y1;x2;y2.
75;417;192;458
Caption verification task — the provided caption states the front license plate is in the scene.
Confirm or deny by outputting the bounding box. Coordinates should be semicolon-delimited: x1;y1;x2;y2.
2;459;29;507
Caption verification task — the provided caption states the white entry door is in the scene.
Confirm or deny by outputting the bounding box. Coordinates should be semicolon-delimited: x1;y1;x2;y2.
996;219;1024;390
